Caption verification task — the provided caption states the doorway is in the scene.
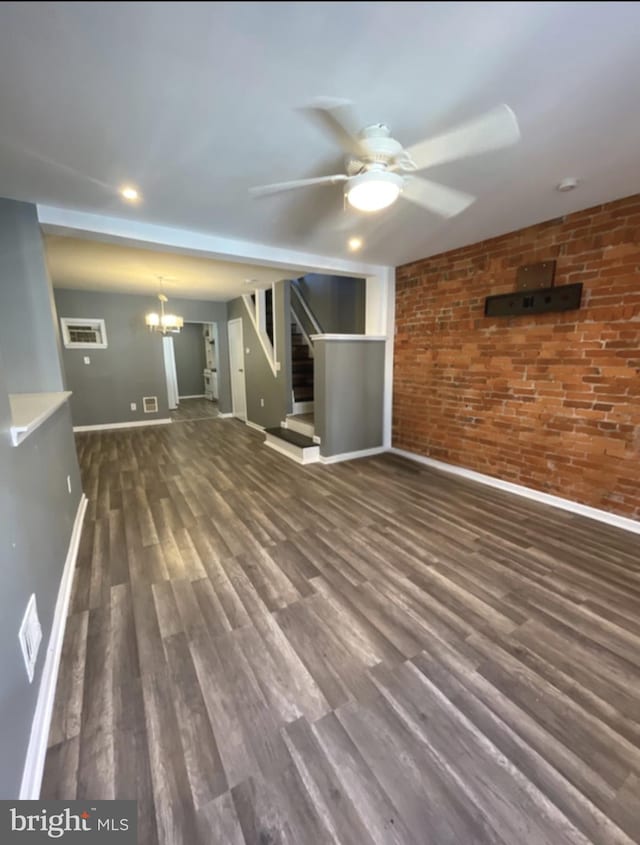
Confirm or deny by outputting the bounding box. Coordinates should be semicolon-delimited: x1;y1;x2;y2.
165;321;222;422
228;317;247;421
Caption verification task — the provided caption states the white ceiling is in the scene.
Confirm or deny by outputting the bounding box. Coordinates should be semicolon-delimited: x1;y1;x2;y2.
1;2;640;267
44;235;294;299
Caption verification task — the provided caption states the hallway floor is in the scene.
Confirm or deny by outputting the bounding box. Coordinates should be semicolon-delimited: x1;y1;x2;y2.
42;417;640;844
171;397;219;421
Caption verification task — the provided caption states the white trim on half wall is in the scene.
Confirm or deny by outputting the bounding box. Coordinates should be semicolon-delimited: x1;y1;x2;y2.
73;419;172;432
20;493;88;799
390;447;640;536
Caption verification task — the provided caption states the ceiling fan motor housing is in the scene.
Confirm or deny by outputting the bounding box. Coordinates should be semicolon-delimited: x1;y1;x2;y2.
357;124;404;165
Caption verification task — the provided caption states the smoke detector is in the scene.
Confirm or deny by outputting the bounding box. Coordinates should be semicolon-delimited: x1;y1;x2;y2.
556;177;579;192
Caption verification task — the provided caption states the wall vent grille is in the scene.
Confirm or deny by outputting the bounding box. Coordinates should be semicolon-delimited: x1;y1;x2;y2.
60;317;108;349
143;396;158;413
18;594;42;684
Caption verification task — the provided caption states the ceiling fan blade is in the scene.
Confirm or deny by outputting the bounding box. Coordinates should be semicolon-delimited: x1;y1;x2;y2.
402;177;475;218
405;104;520;171
298;97;365;156
249;174;347;198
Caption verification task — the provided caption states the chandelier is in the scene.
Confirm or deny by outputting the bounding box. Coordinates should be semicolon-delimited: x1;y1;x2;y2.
145;292;183;334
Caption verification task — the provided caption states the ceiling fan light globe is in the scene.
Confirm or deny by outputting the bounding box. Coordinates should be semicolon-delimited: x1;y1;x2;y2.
346;172;403;212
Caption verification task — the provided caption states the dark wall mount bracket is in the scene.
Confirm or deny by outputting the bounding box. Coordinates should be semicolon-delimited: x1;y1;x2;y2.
484;282;583;318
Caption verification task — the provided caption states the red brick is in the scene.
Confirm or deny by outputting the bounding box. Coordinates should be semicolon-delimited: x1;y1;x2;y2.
393;193;640;520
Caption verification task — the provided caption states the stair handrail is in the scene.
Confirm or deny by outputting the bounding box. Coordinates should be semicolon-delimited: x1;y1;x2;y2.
291;280;323;336
291;306;314;358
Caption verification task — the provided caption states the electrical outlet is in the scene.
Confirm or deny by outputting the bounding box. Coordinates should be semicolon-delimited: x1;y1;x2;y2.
66;474;71;494
83;356;90;365
130;402;137;411
18;595;42;684
260;398;264;407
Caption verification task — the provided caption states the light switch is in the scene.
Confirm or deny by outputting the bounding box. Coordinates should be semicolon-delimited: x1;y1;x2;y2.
83;356;90;365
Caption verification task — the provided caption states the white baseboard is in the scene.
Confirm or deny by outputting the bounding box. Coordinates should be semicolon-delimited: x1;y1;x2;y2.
390;447;640;536
245;420;265;432
217;412;234;419
319;446;386;464
20;493;88;799
73;418;172;432
179;394;205;399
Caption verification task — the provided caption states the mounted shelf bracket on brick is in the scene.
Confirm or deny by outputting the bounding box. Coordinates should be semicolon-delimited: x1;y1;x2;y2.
484;283;583;318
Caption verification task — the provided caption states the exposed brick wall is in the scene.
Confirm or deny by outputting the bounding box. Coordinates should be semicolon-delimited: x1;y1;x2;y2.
394;194;640;520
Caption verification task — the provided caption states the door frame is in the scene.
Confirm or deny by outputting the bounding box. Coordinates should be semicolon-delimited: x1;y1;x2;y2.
162;335;179;410
227;317;247;421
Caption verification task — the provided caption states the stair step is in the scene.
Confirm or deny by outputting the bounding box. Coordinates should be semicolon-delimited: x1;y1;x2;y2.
285;414;315;439
293;386;314;401
264;427;319;465
265;427;314;447
292;400;314;415
291;373;313;388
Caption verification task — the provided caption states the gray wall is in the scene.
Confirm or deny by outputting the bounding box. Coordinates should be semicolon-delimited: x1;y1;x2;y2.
296;273;366;335
227;280;291;428
54;290;232;426
174;322;205;397
0;199;65;393
0;199;82;798
314;338;385;457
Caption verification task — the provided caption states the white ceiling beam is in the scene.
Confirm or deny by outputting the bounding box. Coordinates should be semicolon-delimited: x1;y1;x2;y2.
37;205;390;280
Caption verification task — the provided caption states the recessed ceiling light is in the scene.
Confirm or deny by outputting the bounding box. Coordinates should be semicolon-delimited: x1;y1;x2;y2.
348;237;363;251
120;185;140;201
556;177;578;192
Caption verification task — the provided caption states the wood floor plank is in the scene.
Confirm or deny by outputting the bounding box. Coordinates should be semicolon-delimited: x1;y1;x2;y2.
371;661;591;845
336;693;506;845
197;792;246;845
141;666;200;845
48;611;88;747
163;632;227;806
311;711;419;845
77;604;114;800
43;419;640;844
189;629;260;789
41;737;80;801
283;717;378;845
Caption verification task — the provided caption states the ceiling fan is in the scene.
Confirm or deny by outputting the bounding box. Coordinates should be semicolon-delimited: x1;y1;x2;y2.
249;98;520;219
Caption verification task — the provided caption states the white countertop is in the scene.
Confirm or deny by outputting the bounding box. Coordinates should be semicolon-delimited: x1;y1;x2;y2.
9;391;72;446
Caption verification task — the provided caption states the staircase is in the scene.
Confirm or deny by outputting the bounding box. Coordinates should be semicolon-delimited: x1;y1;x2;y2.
262;287;320;463
291;321;314;406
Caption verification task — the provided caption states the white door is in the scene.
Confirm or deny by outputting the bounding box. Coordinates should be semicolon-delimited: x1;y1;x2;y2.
227;318;247;420
162;335;179;410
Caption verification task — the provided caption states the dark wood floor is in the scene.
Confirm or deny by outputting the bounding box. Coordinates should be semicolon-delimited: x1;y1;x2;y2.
171;397;219;421
42;417;640;845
